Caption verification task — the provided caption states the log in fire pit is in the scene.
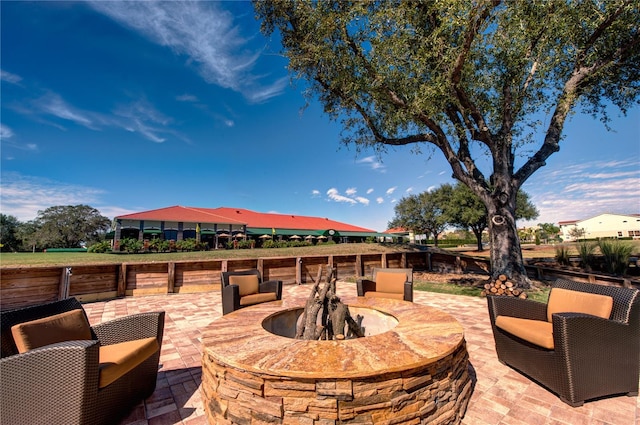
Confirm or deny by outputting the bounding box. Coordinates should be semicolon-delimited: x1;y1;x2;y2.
201;277;472;424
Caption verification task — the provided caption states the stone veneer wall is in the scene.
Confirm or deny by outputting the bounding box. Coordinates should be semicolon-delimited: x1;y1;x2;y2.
201;341;472;424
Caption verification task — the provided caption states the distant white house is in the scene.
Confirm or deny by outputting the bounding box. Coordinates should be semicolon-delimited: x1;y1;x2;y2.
559;213;640;241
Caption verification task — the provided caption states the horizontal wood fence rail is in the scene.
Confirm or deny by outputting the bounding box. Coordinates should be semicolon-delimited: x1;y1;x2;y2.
1;250;636;311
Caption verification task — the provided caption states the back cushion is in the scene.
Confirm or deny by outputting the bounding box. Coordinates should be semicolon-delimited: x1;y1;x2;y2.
11;309;92;354
547;288;614;322
375;271;407;294
229;274;259;296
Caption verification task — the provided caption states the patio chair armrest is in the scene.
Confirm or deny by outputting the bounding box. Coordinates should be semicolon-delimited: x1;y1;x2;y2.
357;279;376;296
222;284;241;315
0;340;101;424
404;281;413;302
486;295;548;324
92;311;165;346
260;280;283;300
552;312;638;354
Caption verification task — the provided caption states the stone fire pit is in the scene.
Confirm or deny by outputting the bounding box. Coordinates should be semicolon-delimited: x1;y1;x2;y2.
201;295;471;424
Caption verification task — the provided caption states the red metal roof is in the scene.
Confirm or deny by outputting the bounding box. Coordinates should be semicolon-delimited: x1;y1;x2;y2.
117;206;376;232
384;227;408;234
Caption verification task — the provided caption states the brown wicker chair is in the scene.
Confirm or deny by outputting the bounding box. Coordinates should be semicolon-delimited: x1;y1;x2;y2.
487;278;640;407
1;297;164;425
221;269;282;315
357;267;413;302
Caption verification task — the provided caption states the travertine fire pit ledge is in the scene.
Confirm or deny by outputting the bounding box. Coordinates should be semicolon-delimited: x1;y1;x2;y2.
201;295;465;379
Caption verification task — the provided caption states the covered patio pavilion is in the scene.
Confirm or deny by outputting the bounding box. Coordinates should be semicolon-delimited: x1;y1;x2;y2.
82;282;639;425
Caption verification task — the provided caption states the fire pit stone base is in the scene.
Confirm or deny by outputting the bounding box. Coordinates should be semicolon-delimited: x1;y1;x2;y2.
201;296;472;424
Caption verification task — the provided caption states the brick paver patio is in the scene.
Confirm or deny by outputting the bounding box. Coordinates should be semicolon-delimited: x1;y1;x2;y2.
82;282;640;425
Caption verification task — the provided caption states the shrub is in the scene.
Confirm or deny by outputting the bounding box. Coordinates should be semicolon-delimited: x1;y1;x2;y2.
577;240;597;270
555;245;571;266
120;238;143;253
598;239;634;275
88;240;112;253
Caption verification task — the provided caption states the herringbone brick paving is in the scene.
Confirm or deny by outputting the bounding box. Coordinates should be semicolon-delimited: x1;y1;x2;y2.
82;282;640;425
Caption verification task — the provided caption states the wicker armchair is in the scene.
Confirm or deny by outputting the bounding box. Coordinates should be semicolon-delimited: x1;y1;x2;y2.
487;278;639;407
1;297;165;425
221;269;282;315
357;268;413;302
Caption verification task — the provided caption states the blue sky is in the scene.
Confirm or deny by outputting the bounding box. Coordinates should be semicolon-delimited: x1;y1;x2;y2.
1;1;639;232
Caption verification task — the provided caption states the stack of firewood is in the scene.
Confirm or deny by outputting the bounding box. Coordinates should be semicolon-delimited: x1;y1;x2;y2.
481;274;528;298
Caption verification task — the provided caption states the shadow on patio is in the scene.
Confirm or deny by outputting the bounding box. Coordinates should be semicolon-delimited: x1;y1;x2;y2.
81;282;639;425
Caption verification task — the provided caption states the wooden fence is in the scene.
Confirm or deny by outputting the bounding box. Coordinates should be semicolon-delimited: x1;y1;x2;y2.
1;249;636;311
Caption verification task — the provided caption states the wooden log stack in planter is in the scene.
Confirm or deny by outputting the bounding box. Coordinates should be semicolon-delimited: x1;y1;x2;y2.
481;274;528;298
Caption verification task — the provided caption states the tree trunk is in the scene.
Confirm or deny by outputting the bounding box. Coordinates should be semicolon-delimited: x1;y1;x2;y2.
488;203;531;289
471;227;483;251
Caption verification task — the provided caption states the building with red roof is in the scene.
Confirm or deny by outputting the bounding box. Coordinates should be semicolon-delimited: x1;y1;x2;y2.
114;205;384;248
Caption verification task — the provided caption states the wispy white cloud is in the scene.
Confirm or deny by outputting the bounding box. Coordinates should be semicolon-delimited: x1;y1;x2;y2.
36;92;95;129
366;188;374;194
176;94;198;102
0;172;130;221
376;197;384;204
386;186;397;195
0;124;38;153
113;99;173;143
405;187;414;193
520;158;640;226
324;187;371;206
1;124;15;140
88;1;287;103
1;69;22;85
326;188;357;204
356;156;386;172
311;189;321;197
15;90;185;143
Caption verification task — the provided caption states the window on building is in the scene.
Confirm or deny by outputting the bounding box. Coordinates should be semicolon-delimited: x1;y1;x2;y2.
618;231;623;237
164;230;178;241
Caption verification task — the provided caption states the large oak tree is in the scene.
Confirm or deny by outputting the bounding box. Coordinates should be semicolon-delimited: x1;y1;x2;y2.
255;0;640;287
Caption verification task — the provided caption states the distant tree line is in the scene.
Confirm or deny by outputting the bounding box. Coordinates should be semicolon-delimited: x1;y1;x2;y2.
0;205;110;252
388;183;539;251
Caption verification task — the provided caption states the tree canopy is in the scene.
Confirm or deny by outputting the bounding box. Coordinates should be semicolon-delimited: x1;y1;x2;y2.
255;0;639;287
388;185;451;246
33;205;110;249
390;184;538;250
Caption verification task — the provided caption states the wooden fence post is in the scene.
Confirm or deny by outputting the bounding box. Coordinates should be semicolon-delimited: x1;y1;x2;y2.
167;262;175;293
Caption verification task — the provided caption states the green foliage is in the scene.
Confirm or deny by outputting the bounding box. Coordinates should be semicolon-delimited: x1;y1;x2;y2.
175;238;208;252
537;223;561;243
577;240;597;270
598;239;634;275
389;186;451;246
119;238;143;253
0;214;21;252
87;240;112;253
149;239;170;252
555;245;572;266
33;205;110;249
255;0;639;284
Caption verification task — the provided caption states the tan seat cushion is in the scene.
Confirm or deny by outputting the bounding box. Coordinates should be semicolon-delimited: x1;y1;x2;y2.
229;274;260;296
546;288;613;322
495;316;554;349
375;271;407;294
11;309;92;354
99;337;159;388
363;291;405;301
240;292;278;306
